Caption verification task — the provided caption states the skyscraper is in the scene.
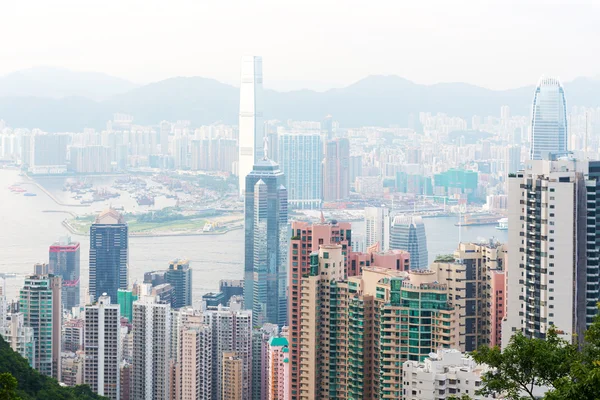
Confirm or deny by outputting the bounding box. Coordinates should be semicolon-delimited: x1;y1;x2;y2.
503;158;600;346
390;215;428;270
529;76;568;160
238;55;264;195
222;352;244;400
277;131;323;209
89;209;128;303
244;157;288;326
364;207;390;251
132;292;171;400
49;237;80;310
84;294;121;400
20;271;62;379
166;259;192;309
323;138;350;202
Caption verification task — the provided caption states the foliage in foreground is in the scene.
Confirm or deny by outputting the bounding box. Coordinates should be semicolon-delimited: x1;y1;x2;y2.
465;307;600;399
0;336;106;400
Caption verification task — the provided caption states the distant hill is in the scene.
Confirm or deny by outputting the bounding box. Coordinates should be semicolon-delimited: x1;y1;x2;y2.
0;67;137;100
0;336;106;399
0;71;598;131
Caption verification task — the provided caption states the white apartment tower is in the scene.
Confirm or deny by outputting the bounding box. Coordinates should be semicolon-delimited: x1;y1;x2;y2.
238;56;264;195
83;294;121;400
364;207;390;251
204;303;253;400
175;311;212;400
503;158;600;347
132;294;172;400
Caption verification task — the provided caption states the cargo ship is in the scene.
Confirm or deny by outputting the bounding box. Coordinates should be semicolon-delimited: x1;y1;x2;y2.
455;214;503;227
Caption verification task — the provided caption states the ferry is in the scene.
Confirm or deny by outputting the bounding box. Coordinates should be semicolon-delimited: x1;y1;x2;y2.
496;218;508;230
455;214;501;227
23;192;37;197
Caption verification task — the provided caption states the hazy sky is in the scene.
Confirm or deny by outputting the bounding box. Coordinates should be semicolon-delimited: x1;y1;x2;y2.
2;0;599;90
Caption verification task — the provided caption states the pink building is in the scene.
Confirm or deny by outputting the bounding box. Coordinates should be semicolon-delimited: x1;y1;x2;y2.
348;248;410;276
268;336;289;400
489;270;506;347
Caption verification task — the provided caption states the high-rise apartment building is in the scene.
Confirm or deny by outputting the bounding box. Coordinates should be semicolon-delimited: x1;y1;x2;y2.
69;145;112;173
174;311;212;400
390;215;428;270
238;55;265;195
160;121;171;155
267;336;289;400
244;158;288;326
288;220;352;399
529;77;568;160
61;352;84;387
117;289;137;322
84;294;121;400
29;132;70;174
504;158;600;346
364;207;390;251
222;352;244;400
204;303;252;400
49;237;80;310
63;318;84;352
132;293;171;400
89;209;128;303
277;131;323;209
252;323;279;400
20;271;62;379
323;138;350;201
2;313;35;367
166;259;192;309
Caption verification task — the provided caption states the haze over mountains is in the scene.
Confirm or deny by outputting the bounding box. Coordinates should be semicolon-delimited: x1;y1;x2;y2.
0;67;599;132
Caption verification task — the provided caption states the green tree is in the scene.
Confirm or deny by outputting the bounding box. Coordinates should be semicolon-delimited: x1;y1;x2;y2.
0;372;20;400
472;328;576;400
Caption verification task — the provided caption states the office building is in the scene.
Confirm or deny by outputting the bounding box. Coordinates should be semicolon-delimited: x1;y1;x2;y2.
166;259;192;309
267;336;289;400
117;289;137;322
202;292;225;308
238;55;265;195
402;349;493;400
364;207;390;251
89;209;128;303
20;271;62;379
244;158;288;326
49;237;80;310
323;138;350;201
84;294;121;400
220;280;244;306
288;220;352;399
529;77;568;160
504;158;600;346
204;303;252;400
277;131;323;209
132;293;171;400
390;215;428;270
2;313;35;367
151;283;175;306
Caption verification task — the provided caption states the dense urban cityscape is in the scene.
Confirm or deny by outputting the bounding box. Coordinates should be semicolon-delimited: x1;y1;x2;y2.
2;2;600;399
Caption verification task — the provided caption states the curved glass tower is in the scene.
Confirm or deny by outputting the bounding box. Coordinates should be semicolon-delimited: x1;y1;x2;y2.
529;76;568;160
390;215;428;270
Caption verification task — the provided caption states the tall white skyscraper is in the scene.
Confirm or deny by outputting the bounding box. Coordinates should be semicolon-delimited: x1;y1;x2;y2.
238;56;264;196
132;292;171;400
503;158;600;347
529;76;568;160
84;294;121;400
364;207;390;251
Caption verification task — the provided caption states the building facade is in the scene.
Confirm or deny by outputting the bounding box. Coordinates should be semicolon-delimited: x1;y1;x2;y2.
89;209;128;303
166;259;192;309
276;131;323;209
19;272;62;379
49;237;80;310
84;295;121;400
390;215;428;270
244;159;288;326
364;207;390;251
529;77;568;160
238;55;265;195
323;138;350;201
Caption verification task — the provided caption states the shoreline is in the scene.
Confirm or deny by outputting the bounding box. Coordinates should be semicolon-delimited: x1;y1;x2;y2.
21;176;88;207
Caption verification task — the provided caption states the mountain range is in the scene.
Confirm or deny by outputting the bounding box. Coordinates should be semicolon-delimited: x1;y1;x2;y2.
0;68;599;131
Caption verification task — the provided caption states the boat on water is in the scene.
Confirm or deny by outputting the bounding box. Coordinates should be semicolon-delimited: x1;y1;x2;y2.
23;192;37;197
496;218;508;230
455;213;501;227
